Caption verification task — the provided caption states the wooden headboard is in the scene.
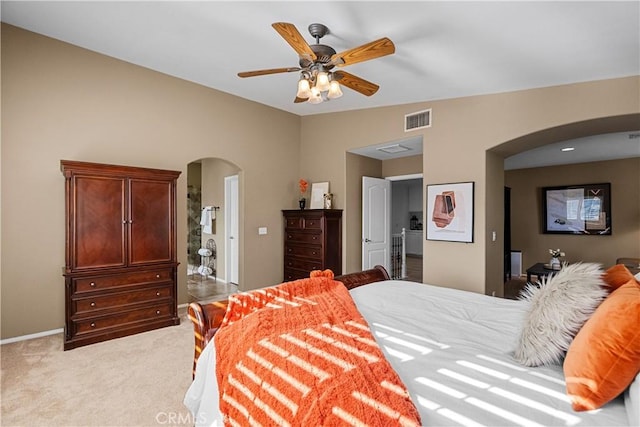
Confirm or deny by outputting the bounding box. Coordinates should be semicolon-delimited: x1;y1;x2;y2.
187;265;390;377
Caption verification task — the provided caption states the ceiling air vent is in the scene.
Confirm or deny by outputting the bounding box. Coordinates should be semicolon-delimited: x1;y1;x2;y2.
404;109;431;132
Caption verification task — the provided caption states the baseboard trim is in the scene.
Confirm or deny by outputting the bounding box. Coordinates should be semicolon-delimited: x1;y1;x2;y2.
1;328;64;345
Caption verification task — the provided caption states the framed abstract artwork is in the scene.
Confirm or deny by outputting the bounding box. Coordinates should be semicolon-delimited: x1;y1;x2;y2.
542;183;611;235
426;181;474;243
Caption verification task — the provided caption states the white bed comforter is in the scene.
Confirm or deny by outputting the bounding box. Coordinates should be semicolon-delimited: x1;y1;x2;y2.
184;280;630;426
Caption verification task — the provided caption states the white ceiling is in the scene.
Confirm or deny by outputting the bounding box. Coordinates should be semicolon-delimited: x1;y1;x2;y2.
2;1;639;167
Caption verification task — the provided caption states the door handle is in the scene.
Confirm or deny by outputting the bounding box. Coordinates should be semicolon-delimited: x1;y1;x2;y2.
364;238;371;243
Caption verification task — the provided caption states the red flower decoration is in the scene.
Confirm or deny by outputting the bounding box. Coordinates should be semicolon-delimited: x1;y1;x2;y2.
299;179;308;195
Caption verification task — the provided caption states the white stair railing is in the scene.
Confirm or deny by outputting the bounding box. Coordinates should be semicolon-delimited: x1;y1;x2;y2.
391;228;407;279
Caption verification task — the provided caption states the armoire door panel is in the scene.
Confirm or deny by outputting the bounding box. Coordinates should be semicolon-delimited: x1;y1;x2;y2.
73;175;126;270
128;179;173;265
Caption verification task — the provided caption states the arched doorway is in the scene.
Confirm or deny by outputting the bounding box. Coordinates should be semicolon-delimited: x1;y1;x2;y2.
186;157;241;302
489;113;640;298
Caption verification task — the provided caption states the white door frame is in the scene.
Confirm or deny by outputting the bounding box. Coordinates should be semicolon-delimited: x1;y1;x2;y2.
224;175;239;285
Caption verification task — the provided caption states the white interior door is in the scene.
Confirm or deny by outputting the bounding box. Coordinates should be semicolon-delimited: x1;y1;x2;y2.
362;176;391;271
224;175;239;285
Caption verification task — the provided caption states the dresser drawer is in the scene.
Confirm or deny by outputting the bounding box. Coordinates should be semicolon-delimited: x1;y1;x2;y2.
284;257;322;272
285;215;323;230
73;269;172;293
73;302;174;335
285;244;322;259
73;284;173;314
284;268;312;282
285;230;322;244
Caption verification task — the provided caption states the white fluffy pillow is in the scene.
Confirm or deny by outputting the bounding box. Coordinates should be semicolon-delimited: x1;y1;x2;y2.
514;262;607;367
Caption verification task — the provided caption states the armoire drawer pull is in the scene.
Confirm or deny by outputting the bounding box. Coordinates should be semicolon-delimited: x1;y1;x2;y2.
90;282;96;287
90;302;96;307
156;292;161;296
156;274;160;278
90;323;96;328
156;310;161;315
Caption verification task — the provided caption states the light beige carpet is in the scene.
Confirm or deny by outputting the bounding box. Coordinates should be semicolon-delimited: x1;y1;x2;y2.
1;309;196;426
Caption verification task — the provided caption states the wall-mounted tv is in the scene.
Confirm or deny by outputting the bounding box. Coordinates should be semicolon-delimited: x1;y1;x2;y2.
542;183;611;235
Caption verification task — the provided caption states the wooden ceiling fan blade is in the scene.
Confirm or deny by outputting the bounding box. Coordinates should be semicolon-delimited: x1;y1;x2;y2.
272;22;317;61
334;71;379;96
330;37;395;66
238;67;300;78
294;96;308;103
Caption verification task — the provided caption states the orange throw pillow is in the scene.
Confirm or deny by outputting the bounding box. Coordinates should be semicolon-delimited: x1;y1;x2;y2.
602;264;637;291
564;279;640;411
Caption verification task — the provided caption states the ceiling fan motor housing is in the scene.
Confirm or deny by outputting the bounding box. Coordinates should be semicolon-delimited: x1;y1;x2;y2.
300;44;336;69
297;23;336;69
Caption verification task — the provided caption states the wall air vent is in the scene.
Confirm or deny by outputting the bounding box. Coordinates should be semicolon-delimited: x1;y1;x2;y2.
404;108;431;132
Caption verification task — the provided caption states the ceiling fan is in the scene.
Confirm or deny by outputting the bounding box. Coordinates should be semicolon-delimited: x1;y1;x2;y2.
238;22;395;104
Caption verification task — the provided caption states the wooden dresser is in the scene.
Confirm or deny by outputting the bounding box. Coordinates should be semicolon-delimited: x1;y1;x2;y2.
61;160;181;350
282;209;342;281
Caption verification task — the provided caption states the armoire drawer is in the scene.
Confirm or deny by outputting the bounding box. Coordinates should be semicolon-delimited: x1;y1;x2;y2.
284;257;323;272
73;269;172;294
73;302;174;335
73;284;173;315
285;231;322;244
285;244;322;259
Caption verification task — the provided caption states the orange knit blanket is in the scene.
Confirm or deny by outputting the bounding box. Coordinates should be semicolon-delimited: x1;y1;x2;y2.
214;272;421;426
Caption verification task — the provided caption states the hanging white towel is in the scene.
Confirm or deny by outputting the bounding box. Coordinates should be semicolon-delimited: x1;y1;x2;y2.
200;207;215;234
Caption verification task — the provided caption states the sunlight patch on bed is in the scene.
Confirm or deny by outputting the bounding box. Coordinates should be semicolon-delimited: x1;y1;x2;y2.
489;387;581;426
383;345;414;362
509;377;571;402
465;397;545;427
457;360;511;380
415;395;485;427
476;354;527;371
415;376;466;399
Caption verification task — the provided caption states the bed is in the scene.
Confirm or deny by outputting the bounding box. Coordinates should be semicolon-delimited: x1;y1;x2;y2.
184;266;638;426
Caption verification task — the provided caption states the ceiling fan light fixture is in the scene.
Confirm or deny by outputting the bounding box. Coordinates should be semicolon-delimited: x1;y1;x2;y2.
296;77;311;98
315;71;331;92
308;86;323;104
327;80;343;99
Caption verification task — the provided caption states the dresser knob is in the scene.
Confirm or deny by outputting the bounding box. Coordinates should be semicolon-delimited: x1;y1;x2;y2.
90;322;96;328
156;292;161;296
90;302;96;307
90;282;96;287
156;310;161;315
156;274;160;278
312;251;317;255
312;236;317;240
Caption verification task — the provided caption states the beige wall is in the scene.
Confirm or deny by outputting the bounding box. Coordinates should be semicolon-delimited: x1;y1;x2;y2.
506;158;640;271
2;23;639;339
300;79;640;295
1;24;301;338
383;154;423;178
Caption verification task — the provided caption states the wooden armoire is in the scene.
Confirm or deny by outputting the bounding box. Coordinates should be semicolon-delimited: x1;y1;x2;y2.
282;209;342;281
61;160;181;350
